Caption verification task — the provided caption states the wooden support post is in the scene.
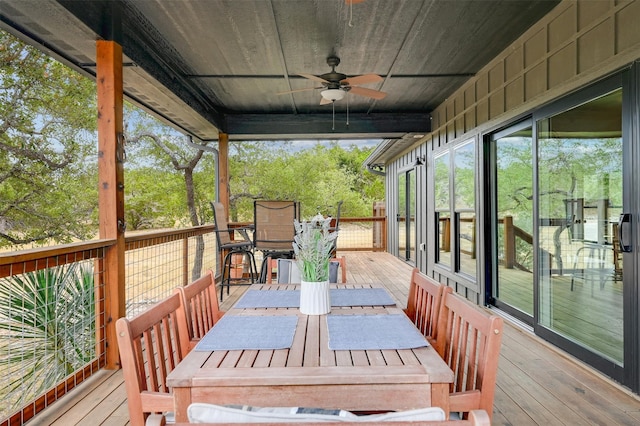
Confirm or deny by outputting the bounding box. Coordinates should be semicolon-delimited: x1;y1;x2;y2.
471;216;477;259
504;215;515;269
96;40;125;369
183;237;189;286
442;217;451;253
218;132;230;217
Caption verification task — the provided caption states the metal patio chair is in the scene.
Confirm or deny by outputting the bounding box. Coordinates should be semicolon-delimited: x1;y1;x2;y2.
253;200;299;282
211;202;258;301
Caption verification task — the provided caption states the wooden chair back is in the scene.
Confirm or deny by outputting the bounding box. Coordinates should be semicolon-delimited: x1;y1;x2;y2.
434;291;503;421
331;256;347;283
404;268;452;345
175;270;224;350
116;293;191;426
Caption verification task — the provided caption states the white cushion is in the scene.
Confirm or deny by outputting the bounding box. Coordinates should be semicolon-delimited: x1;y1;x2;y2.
357;407;446;422
187;403;356;423
187;403;446;423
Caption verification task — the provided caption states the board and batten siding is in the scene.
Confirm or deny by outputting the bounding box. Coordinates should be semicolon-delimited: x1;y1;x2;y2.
385;0;640;303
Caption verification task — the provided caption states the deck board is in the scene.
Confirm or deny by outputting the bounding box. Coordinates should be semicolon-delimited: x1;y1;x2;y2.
27;252;640;425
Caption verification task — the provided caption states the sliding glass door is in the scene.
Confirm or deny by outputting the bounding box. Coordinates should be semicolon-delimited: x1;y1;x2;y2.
537;86;625;370
488;70;636;389
397;168;416;262
489;122;534;320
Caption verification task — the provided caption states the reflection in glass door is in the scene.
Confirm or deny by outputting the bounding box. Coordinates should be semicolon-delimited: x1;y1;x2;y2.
434;153;451;267
397;169;416;262
490;123;534;319
537;89;624;365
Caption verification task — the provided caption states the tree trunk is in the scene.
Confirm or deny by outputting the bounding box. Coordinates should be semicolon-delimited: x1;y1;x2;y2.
185;168;205;281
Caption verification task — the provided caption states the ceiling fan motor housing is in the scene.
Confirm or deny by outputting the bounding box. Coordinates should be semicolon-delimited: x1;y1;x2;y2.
321;72;347;83
322;56;347;83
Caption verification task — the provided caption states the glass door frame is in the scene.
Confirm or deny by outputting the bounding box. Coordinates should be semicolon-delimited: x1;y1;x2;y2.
485;68;639;391
397;166;417;263
532;70;633;387
486;119;536;325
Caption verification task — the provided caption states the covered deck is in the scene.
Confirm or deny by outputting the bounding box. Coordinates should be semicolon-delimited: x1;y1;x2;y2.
30;251;640;426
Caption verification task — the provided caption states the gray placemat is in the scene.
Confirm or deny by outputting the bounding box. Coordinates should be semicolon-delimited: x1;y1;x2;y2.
234;288;395;309
194;315;298;351
234;289;299;308
331;288;395;306
327;314;429;350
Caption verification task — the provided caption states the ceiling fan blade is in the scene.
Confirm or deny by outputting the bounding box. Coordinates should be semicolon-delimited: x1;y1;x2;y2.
320;97;333;105
349;86;387;100
276;87;320;95
299;73;330;84
342;73;383;86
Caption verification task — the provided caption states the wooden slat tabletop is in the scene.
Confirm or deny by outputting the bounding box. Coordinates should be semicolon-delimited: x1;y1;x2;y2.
167;283;453;422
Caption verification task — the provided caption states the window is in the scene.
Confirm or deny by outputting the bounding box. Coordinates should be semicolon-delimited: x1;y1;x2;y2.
433;140;476;276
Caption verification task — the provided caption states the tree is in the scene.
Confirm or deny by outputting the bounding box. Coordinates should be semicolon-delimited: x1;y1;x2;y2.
125;106;215;278
0;30;98;248
124;168;184;230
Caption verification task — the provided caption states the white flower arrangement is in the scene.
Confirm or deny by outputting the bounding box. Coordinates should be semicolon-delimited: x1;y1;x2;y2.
292;214;339;282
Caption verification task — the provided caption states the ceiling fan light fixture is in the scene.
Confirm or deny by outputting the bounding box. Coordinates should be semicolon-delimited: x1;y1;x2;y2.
321;88;345;102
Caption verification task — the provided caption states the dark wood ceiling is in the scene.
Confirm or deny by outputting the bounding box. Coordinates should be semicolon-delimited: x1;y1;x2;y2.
0;0;560;141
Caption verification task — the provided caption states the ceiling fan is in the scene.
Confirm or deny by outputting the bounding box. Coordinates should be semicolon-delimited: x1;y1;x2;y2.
279;56;387;105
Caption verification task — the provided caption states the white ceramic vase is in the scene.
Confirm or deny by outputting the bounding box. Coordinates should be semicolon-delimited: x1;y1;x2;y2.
299;280;331;315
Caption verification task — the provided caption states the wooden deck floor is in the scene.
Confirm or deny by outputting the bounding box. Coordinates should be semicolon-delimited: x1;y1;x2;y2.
28;252;640;425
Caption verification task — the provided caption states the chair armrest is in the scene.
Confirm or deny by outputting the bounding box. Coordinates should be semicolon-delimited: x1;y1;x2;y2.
232;225;254;241
145;414;166;426
468;410;491;426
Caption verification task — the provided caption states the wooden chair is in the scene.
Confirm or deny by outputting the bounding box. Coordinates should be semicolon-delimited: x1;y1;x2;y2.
434;291;504;421
331;256;347;283
174;269;225;351
404;268;452;346
116;293;191;426
265;256;347;283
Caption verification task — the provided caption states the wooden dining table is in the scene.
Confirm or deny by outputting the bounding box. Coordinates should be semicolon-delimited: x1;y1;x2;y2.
167;283;454;422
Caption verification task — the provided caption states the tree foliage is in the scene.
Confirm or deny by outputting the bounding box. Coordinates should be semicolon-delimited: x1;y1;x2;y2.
1;30;384;248
0;31;97;247
227;141;383;222
124;105;216;230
